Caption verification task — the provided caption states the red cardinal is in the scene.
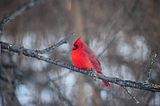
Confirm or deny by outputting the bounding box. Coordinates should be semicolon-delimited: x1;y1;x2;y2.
71;37;111;87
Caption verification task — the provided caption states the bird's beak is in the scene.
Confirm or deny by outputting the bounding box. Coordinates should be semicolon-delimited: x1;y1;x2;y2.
71;46;75;50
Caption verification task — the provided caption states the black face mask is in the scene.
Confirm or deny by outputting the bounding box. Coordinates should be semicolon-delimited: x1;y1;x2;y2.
72;45;78;50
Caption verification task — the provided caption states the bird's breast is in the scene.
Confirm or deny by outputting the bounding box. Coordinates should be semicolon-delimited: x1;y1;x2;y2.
71;50;92;69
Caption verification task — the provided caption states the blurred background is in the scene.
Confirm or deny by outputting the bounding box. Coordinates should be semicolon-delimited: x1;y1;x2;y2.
0;0;160;106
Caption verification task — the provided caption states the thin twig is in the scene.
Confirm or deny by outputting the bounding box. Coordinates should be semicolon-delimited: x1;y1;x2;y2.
35;33;75;54
25;77;74;106
123;86;139;104
0;59;73;105
97;36;116;58
0;0;49;32
1;38;160;92
0;66;21;106
50;80;74;106
145;54;157;83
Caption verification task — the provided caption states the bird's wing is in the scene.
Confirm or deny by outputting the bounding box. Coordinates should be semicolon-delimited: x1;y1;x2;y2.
84;48;102;71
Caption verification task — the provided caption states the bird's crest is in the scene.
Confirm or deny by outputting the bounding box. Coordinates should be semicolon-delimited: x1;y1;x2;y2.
74;36;82;45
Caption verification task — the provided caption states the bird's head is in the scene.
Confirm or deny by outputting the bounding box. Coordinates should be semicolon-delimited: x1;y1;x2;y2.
71;36;86;50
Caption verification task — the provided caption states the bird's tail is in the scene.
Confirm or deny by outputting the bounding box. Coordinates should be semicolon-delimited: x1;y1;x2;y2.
102;79;111;87
98;71;111;87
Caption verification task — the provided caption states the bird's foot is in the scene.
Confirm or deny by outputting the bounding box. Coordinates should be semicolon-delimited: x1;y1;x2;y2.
94;76;98;81
89;68;98;81
88;68;93;73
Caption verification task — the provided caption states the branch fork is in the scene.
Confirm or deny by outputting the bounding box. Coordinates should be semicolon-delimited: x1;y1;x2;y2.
0;33;159;104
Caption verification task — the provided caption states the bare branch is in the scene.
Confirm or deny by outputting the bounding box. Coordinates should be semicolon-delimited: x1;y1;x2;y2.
0;0;50;32
97;35;116;58
145;54;157;83
1;34;160;92
0;63;73;106
25;77;74;106
0;66;21;106
123;86;139;104
50;80;74;106
35;33;75;54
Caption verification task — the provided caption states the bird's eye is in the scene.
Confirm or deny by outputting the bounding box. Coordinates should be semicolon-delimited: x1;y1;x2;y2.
73;45;78;50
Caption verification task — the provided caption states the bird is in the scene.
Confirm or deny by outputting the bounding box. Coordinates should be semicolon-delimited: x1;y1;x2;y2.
71;36;111;87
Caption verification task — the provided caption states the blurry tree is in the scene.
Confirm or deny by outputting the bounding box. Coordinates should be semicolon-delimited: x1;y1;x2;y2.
0;0;160;106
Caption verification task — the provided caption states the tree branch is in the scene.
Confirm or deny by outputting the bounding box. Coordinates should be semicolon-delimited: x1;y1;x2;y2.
34;33;75;54
0;34;160;92
25;77;74;106
0;0;50;32
122;86;139;104
0;66;21;106
145;54;157;83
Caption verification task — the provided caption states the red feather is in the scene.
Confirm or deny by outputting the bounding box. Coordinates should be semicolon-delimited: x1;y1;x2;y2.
71;37;111;87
